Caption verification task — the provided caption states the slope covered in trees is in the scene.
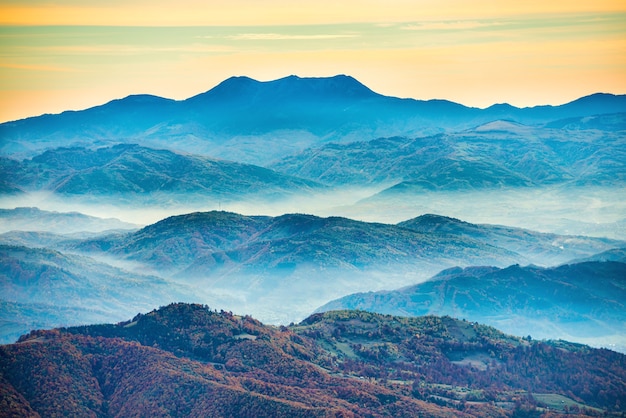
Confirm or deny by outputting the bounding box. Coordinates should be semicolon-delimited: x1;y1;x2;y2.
1;304;624;417
317;261;626;350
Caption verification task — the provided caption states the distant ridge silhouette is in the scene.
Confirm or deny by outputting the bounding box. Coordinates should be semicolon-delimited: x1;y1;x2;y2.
1;74;625;161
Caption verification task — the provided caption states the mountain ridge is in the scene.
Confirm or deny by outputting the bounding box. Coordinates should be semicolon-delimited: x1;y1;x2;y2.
316;260;626;350
2;209;623;339
56;210;623;327
0;207;139;234
5;77;623;124
1;144;323;202
2;75;625;163
186;74;380;104
269;126;626;189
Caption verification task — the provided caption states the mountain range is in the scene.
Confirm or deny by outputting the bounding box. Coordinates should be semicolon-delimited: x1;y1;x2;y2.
2;75;625;166
1;74;625;415
1;75;624;237
0;76;623;229
1;210;623;342
1;303;624;417
67;211;623;274
269;123;626;189
1;144;322;203
61;211;526;324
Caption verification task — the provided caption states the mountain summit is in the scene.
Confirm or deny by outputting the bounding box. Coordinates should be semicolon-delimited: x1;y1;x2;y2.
187;74;379;104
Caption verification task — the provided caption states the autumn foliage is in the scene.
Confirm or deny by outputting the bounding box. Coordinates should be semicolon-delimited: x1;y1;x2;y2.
1;304;624;417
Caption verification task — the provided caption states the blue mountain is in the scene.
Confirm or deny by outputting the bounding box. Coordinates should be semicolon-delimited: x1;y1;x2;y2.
317;260;626;350
2;75;624;162
0;144;322;202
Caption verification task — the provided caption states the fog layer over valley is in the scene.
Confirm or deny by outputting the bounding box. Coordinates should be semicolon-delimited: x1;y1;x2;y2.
2;184;625;239
1;75;625;356
1;208;624;347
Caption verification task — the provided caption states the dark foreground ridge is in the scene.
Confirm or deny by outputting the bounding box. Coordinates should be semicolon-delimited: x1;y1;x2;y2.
1;303;624;417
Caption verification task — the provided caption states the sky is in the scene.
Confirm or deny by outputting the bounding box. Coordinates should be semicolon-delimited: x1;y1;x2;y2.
0;0;625;122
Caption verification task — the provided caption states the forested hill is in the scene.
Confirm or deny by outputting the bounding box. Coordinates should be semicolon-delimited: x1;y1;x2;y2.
1;303;624;417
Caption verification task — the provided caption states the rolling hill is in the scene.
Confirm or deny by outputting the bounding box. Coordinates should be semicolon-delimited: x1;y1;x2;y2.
64;211;525;324
1;209;622;342
71;211;624;274
70;211;526;275
1;144;322;203
0;207;139;234
317;261;626;351
269;124;626;189
58;210;621;325
397;214;624;266
1;304;624;417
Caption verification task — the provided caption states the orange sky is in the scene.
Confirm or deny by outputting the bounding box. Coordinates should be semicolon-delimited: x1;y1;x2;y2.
1;0;625;122
2;1;625;26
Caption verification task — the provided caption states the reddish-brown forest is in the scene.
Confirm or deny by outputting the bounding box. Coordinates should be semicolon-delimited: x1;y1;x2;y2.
1;304;624;417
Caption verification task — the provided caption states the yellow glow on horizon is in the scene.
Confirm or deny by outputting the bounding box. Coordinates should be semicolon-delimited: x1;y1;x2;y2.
1;1;625;26
0;1;625;122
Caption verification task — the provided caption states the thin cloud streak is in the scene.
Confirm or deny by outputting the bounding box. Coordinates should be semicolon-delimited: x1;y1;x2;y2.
1;0;625;26
0;62;78;72
400;21;506;31
228;33;359;41
4;45;235;55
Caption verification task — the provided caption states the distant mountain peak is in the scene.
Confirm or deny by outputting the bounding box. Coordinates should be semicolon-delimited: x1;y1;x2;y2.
485;103;517;111
471;119;532;134
404;213;467;226
215;75;260;88
279;74;378;99
564;92;624;109
188;74;379;104
187;75;261;101
102;94;176;108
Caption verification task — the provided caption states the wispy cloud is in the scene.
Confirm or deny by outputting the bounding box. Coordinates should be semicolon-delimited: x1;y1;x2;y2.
400;20;504;31
6;44;234;56
228;33;358;41
0;62;77;72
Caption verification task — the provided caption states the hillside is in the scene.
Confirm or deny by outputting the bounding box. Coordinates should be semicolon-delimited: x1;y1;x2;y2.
568;247;626;264
398;214;624;266
63;211;528;324
1;304;624;417
0;207;139;234
269;126;626;189
0;245;194;344
317;261;626;351
0;144;322;203
71;211;623;275
70;211;524;277
59;211;620;326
